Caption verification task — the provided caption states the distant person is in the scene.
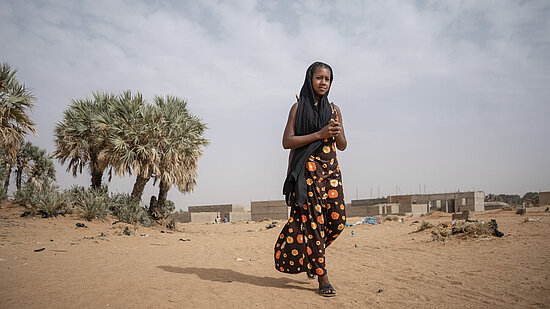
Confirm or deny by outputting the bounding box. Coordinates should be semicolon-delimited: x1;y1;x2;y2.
275;62;347;297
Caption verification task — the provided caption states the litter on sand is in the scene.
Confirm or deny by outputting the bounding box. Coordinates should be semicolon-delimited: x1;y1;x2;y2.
265;222;277;229
346;217;378;226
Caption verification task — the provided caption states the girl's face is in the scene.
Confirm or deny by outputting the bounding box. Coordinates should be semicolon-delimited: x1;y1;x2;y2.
311;67;331;100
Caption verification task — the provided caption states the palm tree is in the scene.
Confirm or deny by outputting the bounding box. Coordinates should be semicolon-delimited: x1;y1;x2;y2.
53;92;114;189
26;145;56;188
15;141;33;190
0;63;36;163
1;142;56;195
95;90;159;200
14;142;56;190
149;95;209;218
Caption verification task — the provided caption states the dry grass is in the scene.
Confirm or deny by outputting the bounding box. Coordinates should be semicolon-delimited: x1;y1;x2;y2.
429;220;501;241
414;221;434;233
383;215;399;222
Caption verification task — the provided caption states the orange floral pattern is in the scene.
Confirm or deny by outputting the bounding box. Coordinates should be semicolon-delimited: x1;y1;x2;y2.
274;106;346;276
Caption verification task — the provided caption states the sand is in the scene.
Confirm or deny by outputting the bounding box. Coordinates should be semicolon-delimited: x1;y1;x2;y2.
1;202;549;308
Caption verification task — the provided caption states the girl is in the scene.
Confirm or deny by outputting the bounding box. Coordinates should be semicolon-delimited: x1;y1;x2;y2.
275;62;347;297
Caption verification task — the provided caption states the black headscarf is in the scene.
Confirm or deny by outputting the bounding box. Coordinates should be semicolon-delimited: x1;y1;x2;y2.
283;62;333;206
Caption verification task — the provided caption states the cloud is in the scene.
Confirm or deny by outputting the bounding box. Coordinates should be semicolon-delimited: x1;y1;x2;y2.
1;0;549;208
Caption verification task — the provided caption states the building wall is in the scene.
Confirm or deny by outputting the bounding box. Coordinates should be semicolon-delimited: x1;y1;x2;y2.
411;204;428;214
350;198;387;207
385;204;400;215
539;191;550;205
474;191;485;211
188;204;235;221
388;195;412;205
190;212;219;223
346;205;369;218
169;213;191;223
251;200;289;221
229;211;251;222
354;191;485;214
347;204;400;217
418;191;484;213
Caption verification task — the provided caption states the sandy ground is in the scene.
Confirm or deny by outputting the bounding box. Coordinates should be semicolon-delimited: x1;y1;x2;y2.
0;202;549;309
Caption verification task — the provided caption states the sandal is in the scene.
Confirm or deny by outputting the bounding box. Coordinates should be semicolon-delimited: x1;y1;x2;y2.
307;273;317;280
319;284;337;297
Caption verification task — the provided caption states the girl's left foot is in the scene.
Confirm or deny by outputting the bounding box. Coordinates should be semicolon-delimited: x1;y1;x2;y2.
319;284;337;297
318;274;336;297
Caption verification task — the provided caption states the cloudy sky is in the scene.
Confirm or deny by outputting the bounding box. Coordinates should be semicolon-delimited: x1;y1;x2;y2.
1;0;549;210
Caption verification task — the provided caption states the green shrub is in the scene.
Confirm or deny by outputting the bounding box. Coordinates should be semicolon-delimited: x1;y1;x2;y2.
110;193;151;227
15;180;69;217
164;200;175;214
65;187;151;226
70;187;111;221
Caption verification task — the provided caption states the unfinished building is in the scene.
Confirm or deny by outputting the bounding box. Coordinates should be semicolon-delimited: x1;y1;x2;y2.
540;191;550;206
186;203;250;223
347;191;485;217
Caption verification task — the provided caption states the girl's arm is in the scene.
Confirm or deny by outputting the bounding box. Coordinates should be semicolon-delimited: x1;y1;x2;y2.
333;104;347;151
282;103;341;149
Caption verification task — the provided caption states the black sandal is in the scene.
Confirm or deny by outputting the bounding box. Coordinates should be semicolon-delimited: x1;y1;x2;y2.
319;284;337;297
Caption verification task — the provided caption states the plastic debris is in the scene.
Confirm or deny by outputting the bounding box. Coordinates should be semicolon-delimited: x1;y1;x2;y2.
75;222;87;228
266;222;277;229
346;217;378;226
34;248;45;252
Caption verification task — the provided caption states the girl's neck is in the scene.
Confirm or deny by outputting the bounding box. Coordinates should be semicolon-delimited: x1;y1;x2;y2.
314;94;321;105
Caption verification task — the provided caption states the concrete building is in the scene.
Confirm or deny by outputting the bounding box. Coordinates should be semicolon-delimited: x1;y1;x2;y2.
251;200;289;221
388;191;485;213
187;204;248;223
347;191;485;217
540;191;550;206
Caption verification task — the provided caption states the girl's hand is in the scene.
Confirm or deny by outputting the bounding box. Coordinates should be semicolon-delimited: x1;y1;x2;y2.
318;122;341;139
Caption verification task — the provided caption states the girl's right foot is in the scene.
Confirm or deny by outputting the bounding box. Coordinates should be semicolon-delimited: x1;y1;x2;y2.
318;274;337;297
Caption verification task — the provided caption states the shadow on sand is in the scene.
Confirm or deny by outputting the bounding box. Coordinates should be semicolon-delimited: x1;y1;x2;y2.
158;266;313;291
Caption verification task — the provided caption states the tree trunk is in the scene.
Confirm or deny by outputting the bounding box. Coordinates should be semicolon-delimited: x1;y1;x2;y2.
89;154;103;189
150;180;169;219
3;164;11;194
131;174;149;201
16;165;22;191
91;169;103;190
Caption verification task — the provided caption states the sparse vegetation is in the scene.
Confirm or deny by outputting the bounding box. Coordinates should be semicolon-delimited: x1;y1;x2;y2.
415;221;434;232
110;193;151;227
384;215;399;222
70;186;111;221
428;220;504;241
431;225;451;241
2;66;208;224
54;91;209;220
15;180;70;217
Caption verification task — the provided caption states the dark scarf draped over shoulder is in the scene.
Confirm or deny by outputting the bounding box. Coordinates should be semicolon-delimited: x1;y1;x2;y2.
283;62;333;206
